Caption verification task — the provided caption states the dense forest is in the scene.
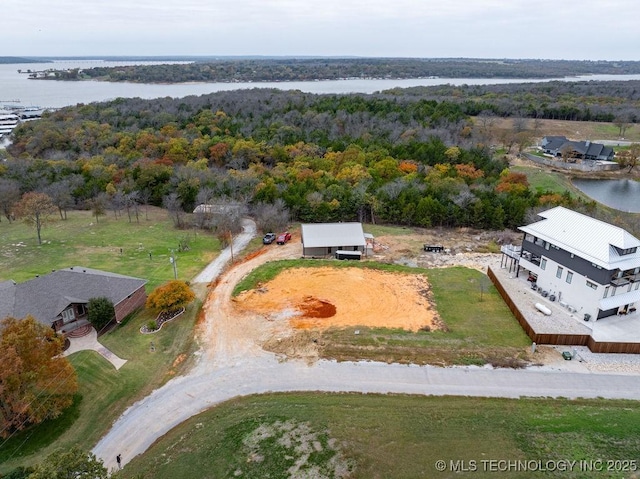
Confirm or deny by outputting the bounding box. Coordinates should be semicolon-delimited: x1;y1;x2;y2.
392;80;640;123
2;88;597;234
34;58;640;83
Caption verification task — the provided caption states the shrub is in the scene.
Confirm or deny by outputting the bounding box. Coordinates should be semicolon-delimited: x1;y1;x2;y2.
87;297;116;331
146;280;195;313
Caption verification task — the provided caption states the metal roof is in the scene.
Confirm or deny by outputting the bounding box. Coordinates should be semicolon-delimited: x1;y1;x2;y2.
301;223;366;248
519;206;640;270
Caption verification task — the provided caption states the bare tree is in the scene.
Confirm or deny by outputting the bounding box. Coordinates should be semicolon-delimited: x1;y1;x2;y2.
252;199;290;233
43;180;74;220
0;178;21;222
613;115;632;138
89;193;108;224
163;193;186;228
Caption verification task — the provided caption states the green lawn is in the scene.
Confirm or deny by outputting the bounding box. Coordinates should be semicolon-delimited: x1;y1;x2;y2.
0;207;220;290
510;164;586;197
0;207;212;473
0;299;200;473
121;393;640;479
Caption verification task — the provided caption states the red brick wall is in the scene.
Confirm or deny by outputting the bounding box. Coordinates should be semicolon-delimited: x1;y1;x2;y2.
114;286;147;323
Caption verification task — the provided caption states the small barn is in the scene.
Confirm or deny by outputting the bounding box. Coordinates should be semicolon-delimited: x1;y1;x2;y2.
301;222;367;257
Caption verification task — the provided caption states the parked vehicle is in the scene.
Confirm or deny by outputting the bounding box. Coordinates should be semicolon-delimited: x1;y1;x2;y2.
262;232;276;244
276;232;292;245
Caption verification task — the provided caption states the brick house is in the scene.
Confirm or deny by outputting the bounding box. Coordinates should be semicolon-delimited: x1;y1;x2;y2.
0;266;147;334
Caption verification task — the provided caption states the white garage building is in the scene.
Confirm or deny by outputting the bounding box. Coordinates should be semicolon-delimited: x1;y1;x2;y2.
301;222;368;258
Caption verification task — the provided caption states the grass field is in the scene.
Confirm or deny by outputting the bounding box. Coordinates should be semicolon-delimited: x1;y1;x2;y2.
0;207;213;473
121;392;640;479
0;207;220;290
235;260;531;366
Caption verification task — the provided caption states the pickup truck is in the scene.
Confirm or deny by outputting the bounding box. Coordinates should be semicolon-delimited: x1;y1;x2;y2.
276;232;292;245
262;232;276;244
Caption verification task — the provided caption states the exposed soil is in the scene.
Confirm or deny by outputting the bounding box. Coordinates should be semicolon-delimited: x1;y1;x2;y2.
199;226;515;365
234;267;441;332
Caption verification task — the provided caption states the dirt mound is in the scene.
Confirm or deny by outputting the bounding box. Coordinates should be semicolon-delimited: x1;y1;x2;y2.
235;267;441;332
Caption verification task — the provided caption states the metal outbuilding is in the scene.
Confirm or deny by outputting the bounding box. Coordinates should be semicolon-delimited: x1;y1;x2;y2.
301;222;367;257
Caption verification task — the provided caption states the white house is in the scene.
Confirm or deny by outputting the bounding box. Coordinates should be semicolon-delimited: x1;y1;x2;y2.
515;207;640;321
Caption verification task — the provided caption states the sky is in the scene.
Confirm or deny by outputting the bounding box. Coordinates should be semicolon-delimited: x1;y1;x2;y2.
3;0;640;60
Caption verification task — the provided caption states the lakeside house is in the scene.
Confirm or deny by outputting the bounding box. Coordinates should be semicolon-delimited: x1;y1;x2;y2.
540;136;615;162
506;207;640;322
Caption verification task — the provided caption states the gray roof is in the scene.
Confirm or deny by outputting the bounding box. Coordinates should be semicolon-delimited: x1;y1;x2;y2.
301;223;366;248
519;207;640;269
541;136;614;159
0;267;147;326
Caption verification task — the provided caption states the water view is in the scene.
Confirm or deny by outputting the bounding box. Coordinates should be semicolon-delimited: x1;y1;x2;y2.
4;60;640;110
572;178;640;213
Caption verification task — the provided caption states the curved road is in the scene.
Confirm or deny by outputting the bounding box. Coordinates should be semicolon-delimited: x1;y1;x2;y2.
92;223;640;471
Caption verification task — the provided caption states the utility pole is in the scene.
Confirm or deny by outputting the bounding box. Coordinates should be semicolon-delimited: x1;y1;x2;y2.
169;250;177;279
228;231;234;263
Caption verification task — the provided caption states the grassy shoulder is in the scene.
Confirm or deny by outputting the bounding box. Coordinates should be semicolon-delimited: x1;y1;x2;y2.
234;259;531;366
120;392;640;479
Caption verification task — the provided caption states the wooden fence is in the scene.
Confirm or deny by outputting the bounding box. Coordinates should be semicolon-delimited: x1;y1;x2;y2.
488;266;640;354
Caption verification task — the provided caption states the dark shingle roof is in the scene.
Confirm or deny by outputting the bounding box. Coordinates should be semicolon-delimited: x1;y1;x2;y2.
0;267;147;326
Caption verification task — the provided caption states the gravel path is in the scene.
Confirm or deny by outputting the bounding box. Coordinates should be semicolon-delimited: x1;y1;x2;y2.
92;231;640;472
191;218;257;284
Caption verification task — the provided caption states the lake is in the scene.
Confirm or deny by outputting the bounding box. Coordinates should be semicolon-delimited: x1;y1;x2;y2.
4;60;640;109
572;178;640;213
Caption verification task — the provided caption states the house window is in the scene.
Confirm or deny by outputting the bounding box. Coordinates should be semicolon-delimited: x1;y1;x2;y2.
61;308;75;324
540;258;547;270
566;271;573;284
77;304;87;315
556;266;563;279
586;280;597;290
635;282;640;291
545;242;550;250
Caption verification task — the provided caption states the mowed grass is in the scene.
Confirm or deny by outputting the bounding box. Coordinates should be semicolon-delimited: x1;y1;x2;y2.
0;207;220;290
0;207;212;473
510;164;584;196
0;299;200;473
234;260;531;366
121;393;640;479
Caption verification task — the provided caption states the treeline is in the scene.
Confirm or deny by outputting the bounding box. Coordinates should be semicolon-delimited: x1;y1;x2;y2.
36;58;640;83
3;89;588;232
392;80;640;123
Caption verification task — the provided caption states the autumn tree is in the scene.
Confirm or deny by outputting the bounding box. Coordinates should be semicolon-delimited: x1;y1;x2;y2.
146;280;195;313
28;447;110;479
0;316;78;437
13;192;57;245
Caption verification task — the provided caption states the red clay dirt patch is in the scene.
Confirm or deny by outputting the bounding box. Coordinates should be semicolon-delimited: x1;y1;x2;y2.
234;267;442;332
